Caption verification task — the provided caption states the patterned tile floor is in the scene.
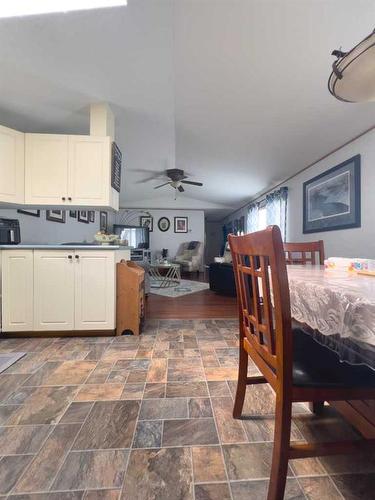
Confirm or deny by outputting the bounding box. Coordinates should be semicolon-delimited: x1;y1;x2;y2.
0;319;374;499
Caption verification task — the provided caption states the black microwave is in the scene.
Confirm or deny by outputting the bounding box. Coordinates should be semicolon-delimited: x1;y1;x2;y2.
0;218;21;244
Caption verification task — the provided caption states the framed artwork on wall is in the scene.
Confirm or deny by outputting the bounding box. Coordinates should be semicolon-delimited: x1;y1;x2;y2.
303;154;361;234
158;217;170;232
140;215;153;232
46;210;66;223
89;211;95;223
100;211;108;232
174;216;188;233
78;210;89;224
17;209;40;217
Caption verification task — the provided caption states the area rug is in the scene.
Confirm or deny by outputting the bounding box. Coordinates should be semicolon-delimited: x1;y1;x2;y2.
0;352;26;374
150;279;209;298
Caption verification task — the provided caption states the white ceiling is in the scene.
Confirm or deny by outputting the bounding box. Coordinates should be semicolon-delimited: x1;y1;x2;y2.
0;0;374;220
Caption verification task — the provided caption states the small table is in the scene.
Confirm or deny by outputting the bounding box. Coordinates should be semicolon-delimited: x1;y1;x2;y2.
149;262;181;288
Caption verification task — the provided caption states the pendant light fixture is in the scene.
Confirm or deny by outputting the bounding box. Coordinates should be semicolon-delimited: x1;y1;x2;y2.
328;29;375;102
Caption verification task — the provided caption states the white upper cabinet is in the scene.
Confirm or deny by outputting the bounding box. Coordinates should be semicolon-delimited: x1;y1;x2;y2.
24;133;118;209
25;134;69;205
0;125;25;204
68;135;111;206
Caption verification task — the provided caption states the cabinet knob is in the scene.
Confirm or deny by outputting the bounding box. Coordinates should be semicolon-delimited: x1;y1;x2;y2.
62;197;66;201
68;197;72;201
68;255;72;259
75;255;80;259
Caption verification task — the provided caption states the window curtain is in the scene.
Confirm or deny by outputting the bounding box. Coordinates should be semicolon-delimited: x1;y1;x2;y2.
265;186;288;239
247;202;259;233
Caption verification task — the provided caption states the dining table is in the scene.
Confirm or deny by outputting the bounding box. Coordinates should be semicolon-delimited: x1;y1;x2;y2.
287;265;375;438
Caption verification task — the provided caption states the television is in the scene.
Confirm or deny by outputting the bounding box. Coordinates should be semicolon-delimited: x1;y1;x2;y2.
113;224;150;249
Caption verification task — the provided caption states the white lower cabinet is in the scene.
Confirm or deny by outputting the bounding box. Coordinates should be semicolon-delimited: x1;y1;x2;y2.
75;250;115;330
1;249;115;333
1;250;33;331
33;250;75;331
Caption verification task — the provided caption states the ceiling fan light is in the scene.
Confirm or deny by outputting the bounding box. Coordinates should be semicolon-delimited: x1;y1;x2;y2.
328;30;375;102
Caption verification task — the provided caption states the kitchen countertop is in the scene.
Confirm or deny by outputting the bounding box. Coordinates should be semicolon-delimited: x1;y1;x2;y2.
0;244;132;250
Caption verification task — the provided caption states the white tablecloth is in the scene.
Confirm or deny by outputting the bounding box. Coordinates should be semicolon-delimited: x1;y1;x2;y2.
288;265;375;369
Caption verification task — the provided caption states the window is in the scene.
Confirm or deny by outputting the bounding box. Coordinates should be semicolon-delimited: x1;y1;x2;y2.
258;202;267;231
247;187;288;239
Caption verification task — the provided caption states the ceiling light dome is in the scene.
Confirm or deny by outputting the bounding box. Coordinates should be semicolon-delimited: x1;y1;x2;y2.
328;29;375;102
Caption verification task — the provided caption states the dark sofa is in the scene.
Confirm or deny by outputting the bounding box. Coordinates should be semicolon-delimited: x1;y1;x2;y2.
209;262;237;296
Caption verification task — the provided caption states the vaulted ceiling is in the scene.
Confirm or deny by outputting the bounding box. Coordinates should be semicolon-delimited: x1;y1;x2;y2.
0;0;374;220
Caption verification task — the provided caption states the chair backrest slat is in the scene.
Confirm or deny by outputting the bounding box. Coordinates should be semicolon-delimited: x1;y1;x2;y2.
284;241;324;265
229;226;293;385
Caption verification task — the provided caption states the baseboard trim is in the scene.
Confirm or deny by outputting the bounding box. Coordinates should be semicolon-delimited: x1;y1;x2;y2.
1;330;115;338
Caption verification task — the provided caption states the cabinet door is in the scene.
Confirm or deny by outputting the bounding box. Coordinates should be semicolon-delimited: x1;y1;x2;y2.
34;250;75;331
25;134;69;204
75;250;115;330
1;250;33;332
0;126;24;204
68;135;111;206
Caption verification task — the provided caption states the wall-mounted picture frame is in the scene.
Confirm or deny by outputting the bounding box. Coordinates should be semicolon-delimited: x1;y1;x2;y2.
174;216;188;233
17;209;40;217
303;154;361;234
46;210;66;223
78;210;89;224
140;215;153;232
100;211;108;232
158;217;170;232
69;210;77;218
89;211;95;223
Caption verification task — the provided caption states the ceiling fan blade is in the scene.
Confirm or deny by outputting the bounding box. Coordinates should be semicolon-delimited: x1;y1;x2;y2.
178;185;185;192
154;182;171;189
136;176;162;184
181;180;203;186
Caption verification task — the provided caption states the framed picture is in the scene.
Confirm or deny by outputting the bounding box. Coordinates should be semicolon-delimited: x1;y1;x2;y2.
174;216;188;233
140;215;153;232
78;210;89;224
89;211;95;223
46;210;66;223
100;211;108;232
303;154;361;234
17;209;40;217
158;217;170;232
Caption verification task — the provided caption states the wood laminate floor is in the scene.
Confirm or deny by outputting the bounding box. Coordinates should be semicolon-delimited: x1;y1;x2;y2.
146;272;238;320
0;320;373;499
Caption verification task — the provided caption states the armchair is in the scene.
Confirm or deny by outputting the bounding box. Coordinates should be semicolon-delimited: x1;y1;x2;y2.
174;241;203;273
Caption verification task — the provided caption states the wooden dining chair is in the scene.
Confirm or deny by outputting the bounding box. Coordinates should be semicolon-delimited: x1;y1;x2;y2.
228;226;375;500
284;240;325;265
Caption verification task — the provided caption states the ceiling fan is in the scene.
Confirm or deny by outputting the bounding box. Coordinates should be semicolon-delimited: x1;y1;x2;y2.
152;169;203;193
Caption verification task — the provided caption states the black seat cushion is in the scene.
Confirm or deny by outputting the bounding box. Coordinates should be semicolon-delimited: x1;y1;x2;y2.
209;263;237;296
292;328;375;388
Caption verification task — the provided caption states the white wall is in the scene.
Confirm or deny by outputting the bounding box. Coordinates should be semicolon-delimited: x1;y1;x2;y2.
113;208;205;267
224;128;375;259
0;208;101;244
